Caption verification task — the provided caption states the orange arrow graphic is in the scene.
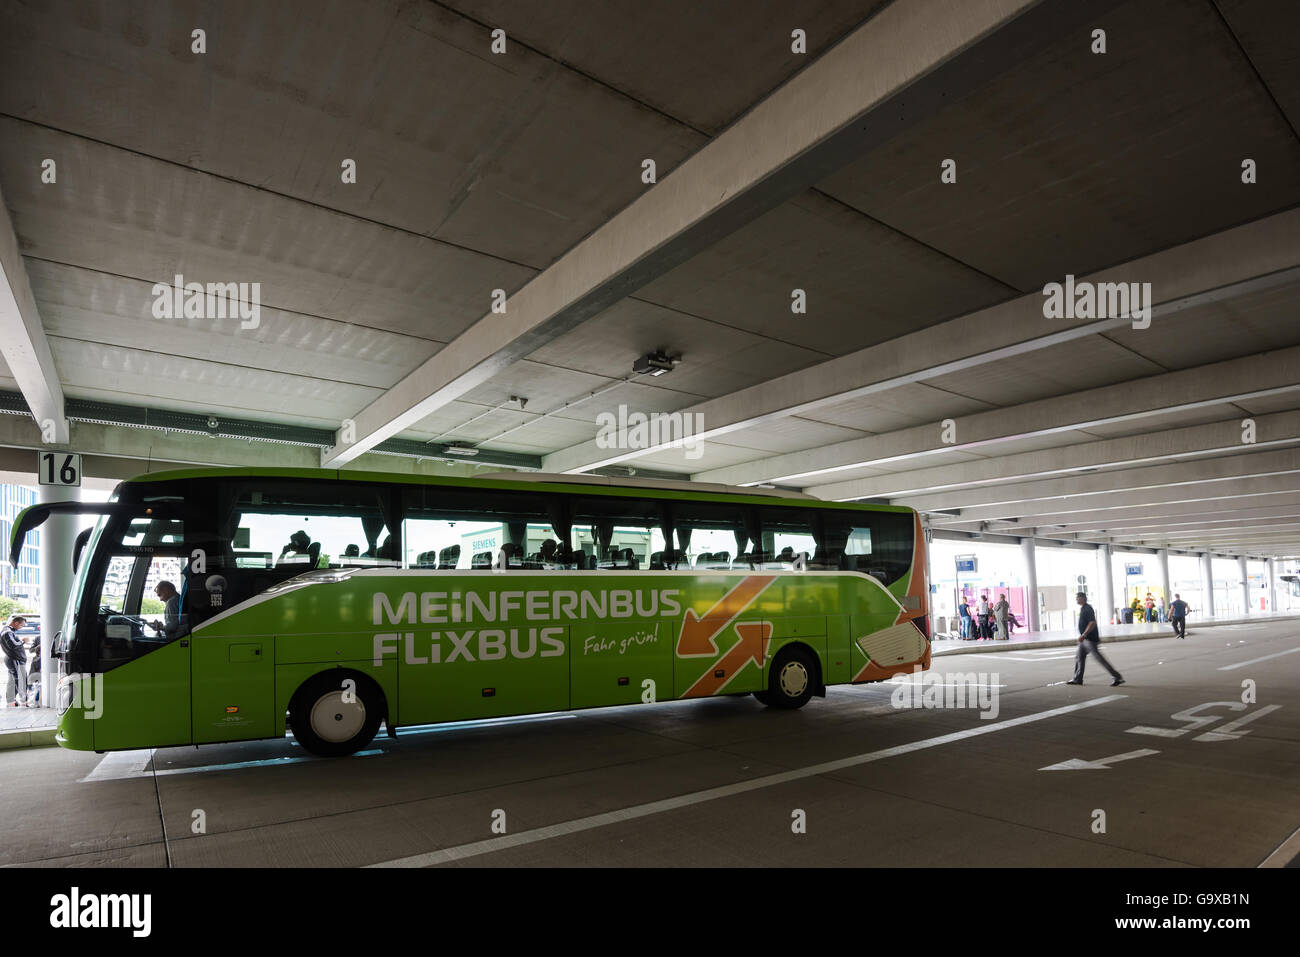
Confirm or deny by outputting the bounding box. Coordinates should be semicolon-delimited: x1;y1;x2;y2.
676;575;777;657
682;621;772;699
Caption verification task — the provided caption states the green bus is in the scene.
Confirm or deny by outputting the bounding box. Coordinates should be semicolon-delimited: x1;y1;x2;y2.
12;468;931;757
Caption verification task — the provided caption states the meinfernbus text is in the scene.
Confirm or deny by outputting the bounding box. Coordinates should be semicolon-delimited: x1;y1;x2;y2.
11;469;930;757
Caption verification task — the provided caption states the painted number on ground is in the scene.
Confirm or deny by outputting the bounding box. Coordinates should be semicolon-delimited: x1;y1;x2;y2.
1126;701;1282;741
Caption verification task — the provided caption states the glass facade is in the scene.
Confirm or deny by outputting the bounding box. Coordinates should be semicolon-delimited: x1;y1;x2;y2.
0;484;40;603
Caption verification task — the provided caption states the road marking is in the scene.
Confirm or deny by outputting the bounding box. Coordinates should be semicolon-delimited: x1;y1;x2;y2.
1217;647;1300;671
80;749;154;783
1260;822;1300;868
1194;704;1282;742
367;695;1126;868
1040;748;1159;771
81;747;380;782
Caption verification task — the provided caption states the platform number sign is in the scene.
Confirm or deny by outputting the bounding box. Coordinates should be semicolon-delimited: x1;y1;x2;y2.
39;452;81;487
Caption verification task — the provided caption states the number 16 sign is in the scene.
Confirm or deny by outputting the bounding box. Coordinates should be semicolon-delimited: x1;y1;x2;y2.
38;451;81;487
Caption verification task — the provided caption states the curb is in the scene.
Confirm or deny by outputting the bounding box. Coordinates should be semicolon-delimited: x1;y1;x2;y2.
932;614;1300;657
0;727;57;751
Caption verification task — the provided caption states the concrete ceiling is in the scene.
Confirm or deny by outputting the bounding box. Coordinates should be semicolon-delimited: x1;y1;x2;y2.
0;0;1298;558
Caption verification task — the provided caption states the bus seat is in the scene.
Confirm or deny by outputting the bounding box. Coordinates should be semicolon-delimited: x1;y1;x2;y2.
438;545;461;569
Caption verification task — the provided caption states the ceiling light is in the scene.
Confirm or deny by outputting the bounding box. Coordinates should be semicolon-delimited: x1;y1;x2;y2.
633;351;678;376
443;444;479;457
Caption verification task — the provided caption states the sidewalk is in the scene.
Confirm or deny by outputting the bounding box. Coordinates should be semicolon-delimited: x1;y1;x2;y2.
0;706;57;749
931;611;1300;657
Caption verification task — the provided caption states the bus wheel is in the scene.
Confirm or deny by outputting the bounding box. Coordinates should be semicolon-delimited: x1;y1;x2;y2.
767;647;816;710
289;671;384;758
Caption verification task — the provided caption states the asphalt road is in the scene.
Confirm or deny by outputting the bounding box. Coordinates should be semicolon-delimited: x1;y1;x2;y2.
3;620;1297;868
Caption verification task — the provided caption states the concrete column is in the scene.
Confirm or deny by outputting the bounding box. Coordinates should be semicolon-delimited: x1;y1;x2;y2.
1097;544;1115;625
38;482;79;705
1267;558;1278;613
1238;555;1250;615
1156;548;1171;606
1020;538;1040;632
1201;552;1216;618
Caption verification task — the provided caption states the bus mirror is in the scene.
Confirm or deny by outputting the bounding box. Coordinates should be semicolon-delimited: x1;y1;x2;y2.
72;528;93;573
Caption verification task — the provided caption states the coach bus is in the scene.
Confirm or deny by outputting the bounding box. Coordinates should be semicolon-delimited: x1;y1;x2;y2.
11;468;930;757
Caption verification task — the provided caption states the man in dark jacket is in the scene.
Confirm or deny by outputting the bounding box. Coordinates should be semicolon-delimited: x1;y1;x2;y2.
1066;594;1124;687
1;615;28;707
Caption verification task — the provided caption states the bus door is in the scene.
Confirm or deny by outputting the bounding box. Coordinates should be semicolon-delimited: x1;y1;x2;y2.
87;511;192;751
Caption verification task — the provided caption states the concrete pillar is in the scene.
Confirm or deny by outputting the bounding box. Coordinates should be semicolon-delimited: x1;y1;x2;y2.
1098;544;1115;624
1156;548;1170;606
1267;558;1278;613
38;482;78;706
1201;552;1215;618
1238;555;1250;615
1021;538;1040;632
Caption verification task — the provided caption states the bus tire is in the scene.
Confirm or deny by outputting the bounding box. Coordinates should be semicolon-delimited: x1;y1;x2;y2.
767;646;817;710
289;670;384;758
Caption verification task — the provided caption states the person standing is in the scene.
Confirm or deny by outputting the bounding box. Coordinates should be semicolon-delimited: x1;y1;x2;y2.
1;615;28;707
1066;592;1124;687
1168;593;1189;639
994;594;1010;640
958;597;972;639
976;594;991;640
1144;592;1156;623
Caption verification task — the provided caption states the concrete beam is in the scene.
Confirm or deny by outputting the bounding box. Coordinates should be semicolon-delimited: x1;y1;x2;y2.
325;0;1073;467
968;493;1300;533
900;448;1300;513
809;406;1300;501
547;205;1300;477
929;474;1300;525
0;415;511;483
0;181;66;443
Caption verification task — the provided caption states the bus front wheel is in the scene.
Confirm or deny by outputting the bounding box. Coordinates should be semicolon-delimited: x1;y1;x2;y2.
289;671;384;757
764;647;817;710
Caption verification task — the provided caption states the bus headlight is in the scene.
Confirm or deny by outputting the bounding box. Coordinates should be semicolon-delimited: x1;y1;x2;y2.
57;675;76;715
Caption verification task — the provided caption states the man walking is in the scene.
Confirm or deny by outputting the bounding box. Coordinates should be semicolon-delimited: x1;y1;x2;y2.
1066;592;1124;687
1168;593;1189;639
1;615;28;707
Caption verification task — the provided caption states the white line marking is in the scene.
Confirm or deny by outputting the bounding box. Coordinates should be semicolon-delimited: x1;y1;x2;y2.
80;749;154;783
367;695;1126;868
1039;748;1159;771
1260;822;1300;868
1217;647;1300;671
1194;704;1283;742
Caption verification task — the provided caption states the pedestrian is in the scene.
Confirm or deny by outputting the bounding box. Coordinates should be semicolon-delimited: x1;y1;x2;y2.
976;594;992;640
958;597;971;639
1;615;28;708
1066;592;1124;687
1144;592;1156;623
1168;593;1189;639
26;631;41;707
1158;596;1167;623
994;594;1010;640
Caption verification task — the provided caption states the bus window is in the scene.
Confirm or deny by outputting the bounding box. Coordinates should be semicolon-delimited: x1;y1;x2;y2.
570;496;669;570
223;482;396;572
818;510;914;585
401;486;561;569
91;513;190;671
671;500;749;570
757;507;817;569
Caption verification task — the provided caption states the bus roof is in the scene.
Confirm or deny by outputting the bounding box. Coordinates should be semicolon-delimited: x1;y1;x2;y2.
118;466;910;512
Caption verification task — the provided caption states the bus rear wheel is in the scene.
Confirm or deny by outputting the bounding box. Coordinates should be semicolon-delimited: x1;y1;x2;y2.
289;671;384;757
765;647;816;710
